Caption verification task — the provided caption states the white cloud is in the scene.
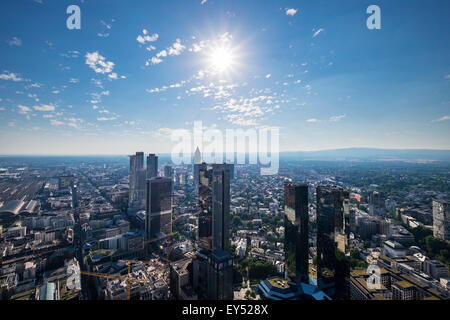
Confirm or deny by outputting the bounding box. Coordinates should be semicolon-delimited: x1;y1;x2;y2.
265;74;271;78
168;39;186;56
149;39;186;66
0;71;23;82
329;114;346;122
313;28;324;38
17;105;31;114
97;116;117;121
50;119;64;126
7;37;22;46
285;8;298;16
137;30;159;44
433;115;450;122
34;104;55;112
85;51;115;74
60;50;80;58
200;0;208;4
156;50;167;58
69;78;79;83
150;57;163;65
306;118;318;123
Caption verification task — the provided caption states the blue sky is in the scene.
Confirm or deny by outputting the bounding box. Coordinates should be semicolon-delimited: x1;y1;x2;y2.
0;0;449;154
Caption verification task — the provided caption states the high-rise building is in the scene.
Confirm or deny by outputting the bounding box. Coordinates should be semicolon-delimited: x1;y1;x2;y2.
433;199;450;241
71;183;78;209
164;165;174;179
193;147;202;185
368;191;386;216
129;152;146;212
129;154;136;205
135;152;146;206
145;177;172;240
193;163;233;300
316;185;351;299
147;154;158;179
197;163;231;252
284;182;309;284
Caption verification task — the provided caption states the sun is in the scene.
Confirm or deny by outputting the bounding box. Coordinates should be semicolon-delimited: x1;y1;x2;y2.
208;46;235;72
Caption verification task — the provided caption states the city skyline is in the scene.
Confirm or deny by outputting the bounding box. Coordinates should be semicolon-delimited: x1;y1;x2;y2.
0;0;449;155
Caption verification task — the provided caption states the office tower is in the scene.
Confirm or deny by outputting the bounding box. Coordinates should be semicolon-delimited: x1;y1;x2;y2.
129;154;136;206
368;191;386;216
316;185;351;299
147;154;158;179
226;162;235;182
164;165;174;179
146;177;173;240
211;164;231;252
284;182;309;284
71;183;78;209
433;199;450;241
129;152;146;212
197;163;231;252
198;163;213;251
193;163;233;300
193;147;202;185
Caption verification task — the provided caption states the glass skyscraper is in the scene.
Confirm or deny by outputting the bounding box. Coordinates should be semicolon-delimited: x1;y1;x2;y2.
193;163;233;300
146;177;172;240
316;185;351;299
284;182;309;284
146;154;158;179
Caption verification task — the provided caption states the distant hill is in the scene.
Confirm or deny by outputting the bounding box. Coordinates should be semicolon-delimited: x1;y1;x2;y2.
1;148;449;163
279;148;450;161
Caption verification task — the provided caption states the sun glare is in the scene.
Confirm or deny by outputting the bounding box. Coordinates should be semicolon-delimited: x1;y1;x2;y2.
209;46;234;72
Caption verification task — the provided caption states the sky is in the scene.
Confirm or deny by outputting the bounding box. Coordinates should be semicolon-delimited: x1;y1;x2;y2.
0;0;449;155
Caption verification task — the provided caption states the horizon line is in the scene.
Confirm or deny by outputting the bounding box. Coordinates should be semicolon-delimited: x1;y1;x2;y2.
1;147;450;157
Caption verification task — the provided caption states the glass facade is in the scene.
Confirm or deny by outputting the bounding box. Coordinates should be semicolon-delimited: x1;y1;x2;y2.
316;185;350;299
284;182;309;284
146;154;158;179
146;177;172;239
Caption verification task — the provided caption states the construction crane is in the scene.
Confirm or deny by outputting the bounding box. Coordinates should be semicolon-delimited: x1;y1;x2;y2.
80;263;152;301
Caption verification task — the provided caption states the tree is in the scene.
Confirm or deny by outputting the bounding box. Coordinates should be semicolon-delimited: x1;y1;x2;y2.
232;215;242;228
233;266;243;285
248;260;278;280
350;248;360;260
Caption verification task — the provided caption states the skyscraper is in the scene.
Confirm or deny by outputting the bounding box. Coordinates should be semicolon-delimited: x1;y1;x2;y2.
284;182;309;284
433;199;450;241
316;185;351;299
197;163;231;252
146;177;173;240
128;154;136;207
198;163;213;251
71;183;79;209
193;163;233;300
193;147;202;185
129;152;146;212
147;154;158;179
164;165;174;179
